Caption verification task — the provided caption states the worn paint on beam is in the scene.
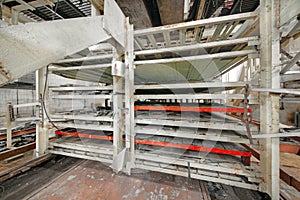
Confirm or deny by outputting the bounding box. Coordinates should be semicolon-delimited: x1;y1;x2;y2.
117;0;152;29
157;0;184;25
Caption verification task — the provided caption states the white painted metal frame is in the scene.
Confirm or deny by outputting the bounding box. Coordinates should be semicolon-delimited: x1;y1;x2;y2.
43;4;291;194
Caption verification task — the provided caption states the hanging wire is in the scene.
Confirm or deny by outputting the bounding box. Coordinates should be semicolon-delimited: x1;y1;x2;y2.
42;66;60;130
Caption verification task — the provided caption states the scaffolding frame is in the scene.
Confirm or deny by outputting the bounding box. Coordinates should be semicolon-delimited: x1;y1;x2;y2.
34;1;300;199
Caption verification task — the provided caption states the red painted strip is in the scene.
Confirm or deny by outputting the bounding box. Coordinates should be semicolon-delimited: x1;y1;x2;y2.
55;131;251;157
134;105;252;113
134;139;251;157
55;131;113;141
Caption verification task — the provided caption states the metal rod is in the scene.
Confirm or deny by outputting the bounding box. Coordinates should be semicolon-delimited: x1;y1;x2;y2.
280;52;300;74
135;36;258;56
135;12;257;36
135;49;257;65
55;54;113;64
49;63;111;71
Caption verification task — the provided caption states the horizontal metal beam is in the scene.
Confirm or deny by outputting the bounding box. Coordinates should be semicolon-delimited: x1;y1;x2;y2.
280;73;300;82
252;131;300;139
49;63;111;71
136;127;250;144
135;81;247;90
49;149;113;164
55;123;113;131
135;164;259;190
50;142;113;155
135;118;258;132
135;12;257;36
55;54;113;64
13;102;40;108
135;37;258;56
134;50;257;65
52;94;112;99
15;117;39;122
50;85;113;91
51;114;113;122
135;93;257;100
251;88;300;95
281;97;300;103
136;153;259;178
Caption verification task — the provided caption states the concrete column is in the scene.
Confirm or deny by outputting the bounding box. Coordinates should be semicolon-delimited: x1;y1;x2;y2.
259;0;280;199
124;17;135;174
11;9;18;25
6;102;13;148
112;50;124;159
35;67;49;157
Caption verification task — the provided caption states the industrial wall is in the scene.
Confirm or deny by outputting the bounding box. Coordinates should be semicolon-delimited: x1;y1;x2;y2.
0;88;35;125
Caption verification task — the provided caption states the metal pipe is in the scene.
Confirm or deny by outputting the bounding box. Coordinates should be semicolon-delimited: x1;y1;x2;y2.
135;36;258;56
55;54;113;64
49;63;111;71
134;49;257;65
135;11;257;36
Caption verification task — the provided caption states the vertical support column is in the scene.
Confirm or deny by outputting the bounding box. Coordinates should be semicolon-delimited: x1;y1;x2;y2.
112;49;124;159
6;102;13;149
11;9;18;25
35;67;49;157
91;4;100;16
124;17;135;174
259;0;280;199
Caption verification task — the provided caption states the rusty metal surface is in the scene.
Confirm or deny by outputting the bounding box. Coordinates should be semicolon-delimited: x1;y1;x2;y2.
27;160;210;200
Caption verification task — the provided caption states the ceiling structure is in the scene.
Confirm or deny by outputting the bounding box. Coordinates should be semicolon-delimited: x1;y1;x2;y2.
1;0;259;28
0;0;260;88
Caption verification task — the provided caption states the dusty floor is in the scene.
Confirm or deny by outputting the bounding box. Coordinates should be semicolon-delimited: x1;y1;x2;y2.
0;156;80;200
0;156;265;200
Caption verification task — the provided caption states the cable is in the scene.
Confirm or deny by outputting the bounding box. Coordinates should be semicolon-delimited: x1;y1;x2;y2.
42;66;60;131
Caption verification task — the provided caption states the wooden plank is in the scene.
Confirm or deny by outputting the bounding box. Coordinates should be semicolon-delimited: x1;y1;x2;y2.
0;142;35;161
3;153;24;164
281;153;300;168
89;0;104;12
157;0;184;25
0;153;53;183
117;0;152;29
196;0;206;20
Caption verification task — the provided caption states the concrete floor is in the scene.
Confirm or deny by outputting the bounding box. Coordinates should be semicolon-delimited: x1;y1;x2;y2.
0;156;265;200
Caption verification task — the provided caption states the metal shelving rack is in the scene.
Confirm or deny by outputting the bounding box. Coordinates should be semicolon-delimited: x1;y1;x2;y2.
47;7;262;191
37;1;300;199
